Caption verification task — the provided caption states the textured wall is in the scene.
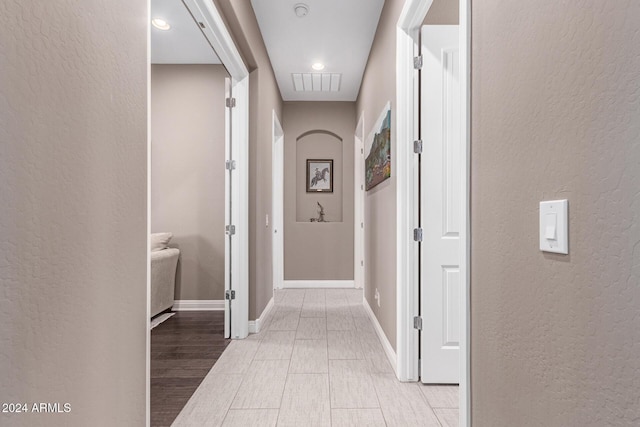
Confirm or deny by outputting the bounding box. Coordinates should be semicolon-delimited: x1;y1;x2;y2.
216;0;284;319
0;1;147;426
283;102;355;281
471;1;640;425
151;64;228;301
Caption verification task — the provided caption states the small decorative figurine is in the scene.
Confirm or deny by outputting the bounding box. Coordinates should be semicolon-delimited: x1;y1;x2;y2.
310;201;327;222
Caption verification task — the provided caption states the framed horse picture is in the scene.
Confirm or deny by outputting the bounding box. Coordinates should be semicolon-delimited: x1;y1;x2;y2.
306;159;333;193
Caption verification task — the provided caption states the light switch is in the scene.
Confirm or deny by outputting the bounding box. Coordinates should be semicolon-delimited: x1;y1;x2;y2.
544;213;557;240
539;200;568;254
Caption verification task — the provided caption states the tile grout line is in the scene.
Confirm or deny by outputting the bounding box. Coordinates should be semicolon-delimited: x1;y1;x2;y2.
278;313;293;426
355;291;391;426
326;292;332;426
415;380;445;426
276;288;301;426
274;290;286;426
224;336;262;423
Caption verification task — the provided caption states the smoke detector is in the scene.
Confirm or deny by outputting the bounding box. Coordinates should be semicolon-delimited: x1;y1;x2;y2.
294;3;309;18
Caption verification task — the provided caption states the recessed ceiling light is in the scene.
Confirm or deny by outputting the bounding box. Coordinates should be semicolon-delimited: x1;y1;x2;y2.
312;63;325;71
152;18;171;31
294;3;309;18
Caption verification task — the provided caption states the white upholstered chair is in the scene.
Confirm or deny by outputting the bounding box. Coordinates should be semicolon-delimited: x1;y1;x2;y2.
150;233;179;317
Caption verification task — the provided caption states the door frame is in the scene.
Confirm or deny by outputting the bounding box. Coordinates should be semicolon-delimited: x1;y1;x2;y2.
354;112;365;291
180;0;250;340
272;110;284;290
396;0;470;425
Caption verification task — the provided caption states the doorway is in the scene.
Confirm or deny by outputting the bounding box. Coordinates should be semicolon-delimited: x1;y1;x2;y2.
147;0;249;423
180;0;250;339
272;110;284;291
396;0;470;425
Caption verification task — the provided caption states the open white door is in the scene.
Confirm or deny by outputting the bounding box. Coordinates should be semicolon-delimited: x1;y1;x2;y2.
183;0;250;339
354;114;365;290
272;111;284;290
420;25;461;384
224;77;232;338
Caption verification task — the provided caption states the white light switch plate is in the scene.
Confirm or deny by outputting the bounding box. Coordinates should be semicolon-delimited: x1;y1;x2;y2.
539;199;568;254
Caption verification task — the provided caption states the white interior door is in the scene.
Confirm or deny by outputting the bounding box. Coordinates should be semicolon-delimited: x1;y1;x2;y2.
272;111;284;290
224;77;232;338
420;25;461;384
354;114;365;290
183;0;250;340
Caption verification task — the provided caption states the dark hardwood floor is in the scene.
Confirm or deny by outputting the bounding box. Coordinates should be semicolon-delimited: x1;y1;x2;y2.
151;311;230;427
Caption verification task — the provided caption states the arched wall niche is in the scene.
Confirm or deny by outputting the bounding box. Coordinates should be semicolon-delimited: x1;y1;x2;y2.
282;101;355;281
296;129;343;142
296;129;343;222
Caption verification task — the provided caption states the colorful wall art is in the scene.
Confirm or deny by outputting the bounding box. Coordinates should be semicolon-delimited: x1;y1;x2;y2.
365;104;391;191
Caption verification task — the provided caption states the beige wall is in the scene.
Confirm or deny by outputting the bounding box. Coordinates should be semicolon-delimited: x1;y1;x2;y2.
0;0;147;425
151;64;227;301
423;0;458;25
216;0;284;319
471;1;640;425
356;0;406;351
283;102;356;281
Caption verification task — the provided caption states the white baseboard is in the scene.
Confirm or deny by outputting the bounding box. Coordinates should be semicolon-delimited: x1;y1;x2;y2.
281;280;355;289
172;300;225;311
363;296;398;376
249;297;275;334
248;321;258;333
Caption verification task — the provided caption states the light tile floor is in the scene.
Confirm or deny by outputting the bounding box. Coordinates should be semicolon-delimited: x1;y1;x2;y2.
172;289;459;426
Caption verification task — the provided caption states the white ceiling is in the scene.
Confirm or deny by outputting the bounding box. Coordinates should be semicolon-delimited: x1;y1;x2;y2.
151;0;221;64
251;0;385;101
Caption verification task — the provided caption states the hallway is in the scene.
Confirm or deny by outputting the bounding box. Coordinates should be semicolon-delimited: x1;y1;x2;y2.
172;289;458;426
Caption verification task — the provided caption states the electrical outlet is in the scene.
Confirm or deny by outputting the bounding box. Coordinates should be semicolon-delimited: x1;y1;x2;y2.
265;214;269;227
375;288;380;307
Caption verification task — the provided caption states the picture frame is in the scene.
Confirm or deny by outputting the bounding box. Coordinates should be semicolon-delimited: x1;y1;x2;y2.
306;159;333;193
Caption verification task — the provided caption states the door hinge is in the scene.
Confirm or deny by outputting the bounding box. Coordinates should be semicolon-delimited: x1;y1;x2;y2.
413;228;423;242
414;55;423;70
414;316;423;330
226;97;236;108
225;289;236;300
413;140;423;154
225;225;236;236
225;160;236;170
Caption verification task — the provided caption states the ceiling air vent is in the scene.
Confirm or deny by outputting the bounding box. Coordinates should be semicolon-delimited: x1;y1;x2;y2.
292;73;341;92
